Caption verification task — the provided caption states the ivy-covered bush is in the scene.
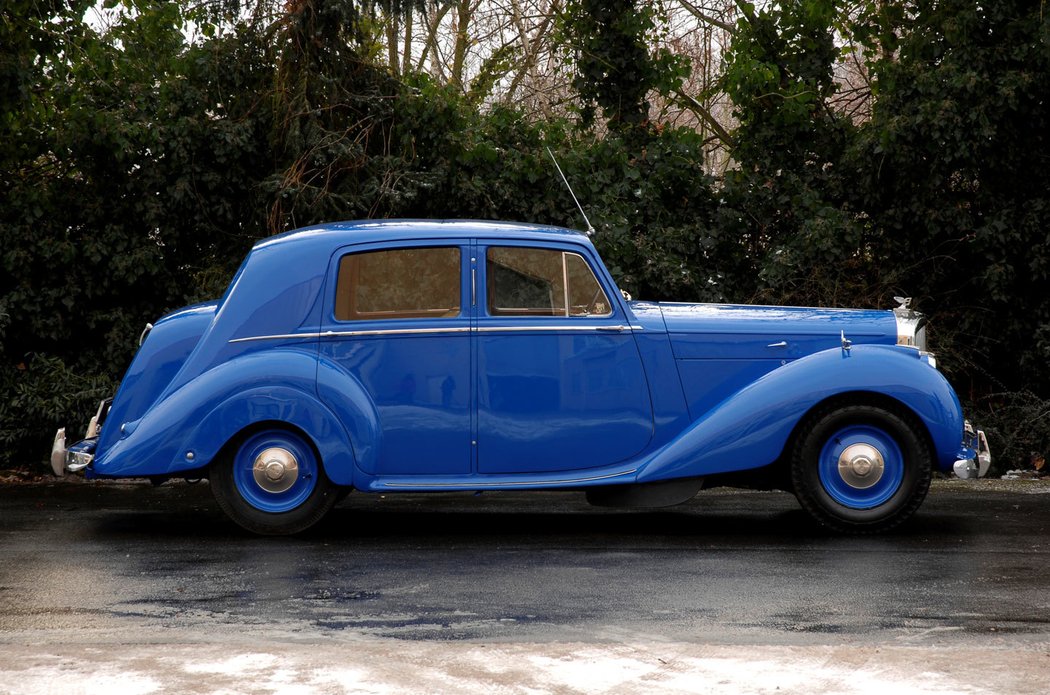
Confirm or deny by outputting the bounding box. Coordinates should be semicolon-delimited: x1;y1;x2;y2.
2;0;1049;474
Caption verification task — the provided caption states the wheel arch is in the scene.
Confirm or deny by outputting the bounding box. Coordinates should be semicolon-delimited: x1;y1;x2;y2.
185;386;359;486
91;349;369;486
779;390;939;475
635;346;963;483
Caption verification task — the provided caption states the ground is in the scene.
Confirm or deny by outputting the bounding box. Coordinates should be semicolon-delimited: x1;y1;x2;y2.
1;477;1048;693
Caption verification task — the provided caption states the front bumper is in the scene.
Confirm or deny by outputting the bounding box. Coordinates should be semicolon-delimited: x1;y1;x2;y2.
953;421;991;479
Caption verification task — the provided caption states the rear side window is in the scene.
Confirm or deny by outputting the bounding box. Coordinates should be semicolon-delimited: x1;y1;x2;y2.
486;247;612;317
335;247;461;321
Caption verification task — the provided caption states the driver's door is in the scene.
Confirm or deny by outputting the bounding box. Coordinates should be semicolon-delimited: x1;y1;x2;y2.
474;242;653;474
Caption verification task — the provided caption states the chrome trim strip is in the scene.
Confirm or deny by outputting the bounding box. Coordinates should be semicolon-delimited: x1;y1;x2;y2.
476;324;642;333
229;332;324;344
230;324;641;343
383;468;638;488
323;327;472;338
230;327;472;343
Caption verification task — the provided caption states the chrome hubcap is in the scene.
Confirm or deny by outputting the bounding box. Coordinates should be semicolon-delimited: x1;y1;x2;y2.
252;447;299;494
837;443;884;489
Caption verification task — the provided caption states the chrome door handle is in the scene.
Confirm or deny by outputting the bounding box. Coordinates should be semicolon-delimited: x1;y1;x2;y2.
767;341;788;348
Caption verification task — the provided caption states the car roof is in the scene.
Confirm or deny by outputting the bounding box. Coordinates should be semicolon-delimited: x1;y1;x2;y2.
254;219;590;252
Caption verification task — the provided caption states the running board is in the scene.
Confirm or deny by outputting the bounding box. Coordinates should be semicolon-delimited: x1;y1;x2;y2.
370;467;638;492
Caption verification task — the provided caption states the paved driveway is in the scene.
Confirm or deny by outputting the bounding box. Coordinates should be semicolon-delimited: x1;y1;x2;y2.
1;479;1048;693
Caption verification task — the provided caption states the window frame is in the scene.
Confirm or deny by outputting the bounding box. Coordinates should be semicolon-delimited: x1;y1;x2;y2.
329;241;470;325
479;242;618;321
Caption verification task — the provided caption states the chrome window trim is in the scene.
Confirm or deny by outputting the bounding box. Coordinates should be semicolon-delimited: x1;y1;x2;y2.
323;327;472;338
485;246;615;319
229;325;642;343
335;245;463;322
475;324;642;333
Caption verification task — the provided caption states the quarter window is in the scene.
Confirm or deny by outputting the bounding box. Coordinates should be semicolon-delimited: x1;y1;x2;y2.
486;247;612;317
335;247;461;321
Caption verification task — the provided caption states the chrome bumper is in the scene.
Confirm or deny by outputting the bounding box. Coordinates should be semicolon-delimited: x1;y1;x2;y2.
953;421;991;479
50;428;66;476
50;428;95;476
50;399;108;476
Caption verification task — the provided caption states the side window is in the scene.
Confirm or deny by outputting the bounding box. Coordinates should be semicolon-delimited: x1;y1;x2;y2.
486;247;612;317
335;247;461;321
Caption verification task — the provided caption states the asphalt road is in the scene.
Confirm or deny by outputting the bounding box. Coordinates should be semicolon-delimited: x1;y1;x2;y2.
1;478;1049;693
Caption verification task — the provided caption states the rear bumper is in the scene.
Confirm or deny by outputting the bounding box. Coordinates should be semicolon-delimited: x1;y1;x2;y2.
50;428;96;476
953;421;991;479
49;399;110;476
49;428;66;476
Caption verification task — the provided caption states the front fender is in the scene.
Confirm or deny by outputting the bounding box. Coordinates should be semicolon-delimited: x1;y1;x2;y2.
636;345;963;482
91;348;371;486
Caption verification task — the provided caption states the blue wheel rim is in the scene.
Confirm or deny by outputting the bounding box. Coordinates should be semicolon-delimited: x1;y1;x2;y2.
233;431;318;513
817;425;904;509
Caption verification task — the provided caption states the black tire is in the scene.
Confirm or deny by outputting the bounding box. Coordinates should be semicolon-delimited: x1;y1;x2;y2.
791;403;932;534
211;427;340;535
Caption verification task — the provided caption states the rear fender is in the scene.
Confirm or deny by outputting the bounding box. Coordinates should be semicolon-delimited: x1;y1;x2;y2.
91;348;379;486
636;345;963;482
185;387;358;485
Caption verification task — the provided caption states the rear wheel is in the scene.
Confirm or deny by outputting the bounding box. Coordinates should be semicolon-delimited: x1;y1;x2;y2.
211;428;339;535
791;404;932;533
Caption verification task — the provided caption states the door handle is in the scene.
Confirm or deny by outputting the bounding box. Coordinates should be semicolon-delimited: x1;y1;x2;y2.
767;340;788;348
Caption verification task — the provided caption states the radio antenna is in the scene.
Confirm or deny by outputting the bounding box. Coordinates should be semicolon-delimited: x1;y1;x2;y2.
546;146;595;236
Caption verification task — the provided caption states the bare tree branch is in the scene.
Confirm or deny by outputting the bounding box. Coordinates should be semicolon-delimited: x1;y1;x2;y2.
505;0;559;102
673;88;734;148
677;0;736;34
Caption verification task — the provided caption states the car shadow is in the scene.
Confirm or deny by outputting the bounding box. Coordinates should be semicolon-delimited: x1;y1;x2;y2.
87;487;977;546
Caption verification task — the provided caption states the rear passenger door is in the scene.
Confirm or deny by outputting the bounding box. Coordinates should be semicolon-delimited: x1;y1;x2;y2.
318;241;473;476
475;242;654;474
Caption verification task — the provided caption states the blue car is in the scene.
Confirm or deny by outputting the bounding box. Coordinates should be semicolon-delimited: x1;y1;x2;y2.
52;220;991;534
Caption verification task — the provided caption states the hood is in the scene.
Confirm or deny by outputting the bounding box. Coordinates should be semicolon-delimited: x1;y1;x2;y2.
657;302;896;360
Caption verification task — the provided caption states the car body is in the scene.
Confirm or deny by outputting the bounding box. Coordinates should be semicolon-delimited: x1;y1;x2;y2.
52;220;991;534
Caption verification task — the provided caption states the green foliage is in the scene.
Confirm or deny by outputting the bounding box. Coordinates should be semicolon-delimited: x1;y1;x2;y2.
4;0;1050;472
0;357;114;460
847;0;1050;397
968;391;1050;477
266;0;404;227
568;131;723;301
722;0;844;173
717;0;1050;466
558;0;689;138
718;1;872;307
1;1;275;465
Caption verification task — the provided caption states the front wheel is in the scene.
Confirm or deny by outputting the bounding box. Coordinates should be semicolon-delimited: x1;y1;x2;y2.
211;428;339;535
791;404;932;533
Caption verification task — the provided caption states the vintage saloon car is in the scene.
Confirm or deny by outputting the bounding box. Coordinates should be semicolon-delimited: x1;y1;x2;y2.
52;220;990;534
